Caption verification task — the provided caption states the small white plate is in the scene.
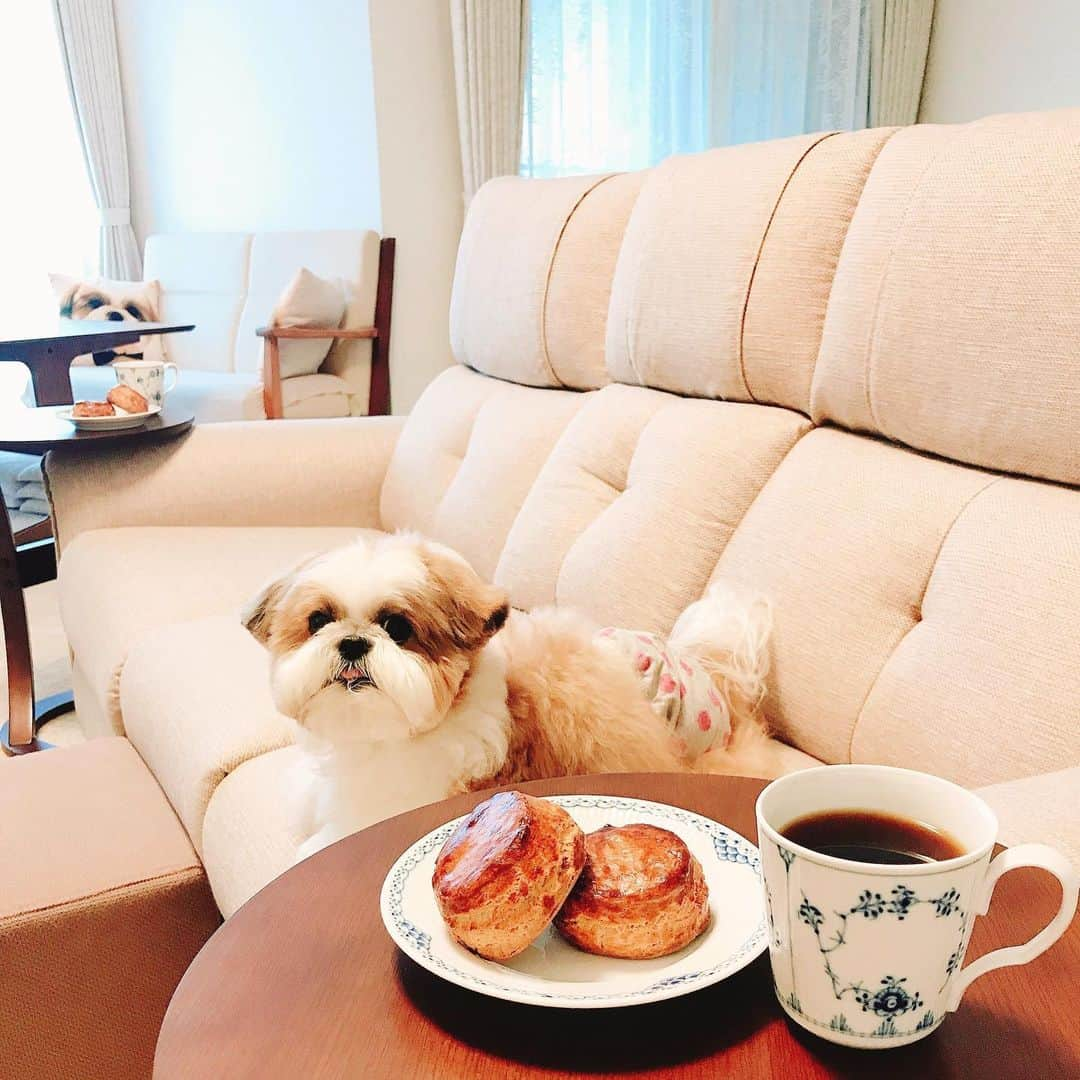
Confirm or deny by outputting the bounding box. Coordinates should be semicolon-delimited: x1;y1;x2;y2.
58;404;160;430
380;794;767;1008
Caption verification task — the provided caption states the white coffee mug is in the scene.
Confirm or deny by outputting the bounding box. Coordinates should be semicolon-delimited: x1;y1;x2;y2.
756;765;1077;1049
112;357;177;409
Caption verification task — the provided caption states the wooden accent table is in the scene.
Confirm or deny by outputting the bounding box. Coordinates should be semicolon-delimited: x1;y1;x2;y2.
0;319;194;407
155;774;1079;1079
0;407;194;754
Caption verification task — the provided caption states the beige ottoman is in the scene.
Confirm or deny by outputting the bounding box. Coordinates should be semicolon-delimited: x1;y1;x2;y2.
0;738;220;1080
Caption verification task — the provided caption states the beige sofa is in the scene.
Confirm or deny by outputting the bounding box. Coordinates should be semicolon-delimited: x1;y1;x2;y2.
45;109;1080;920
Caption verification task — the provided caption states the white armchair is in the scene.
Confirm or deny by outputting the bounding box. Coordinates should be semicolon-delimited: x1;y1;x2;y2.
68;230;395;421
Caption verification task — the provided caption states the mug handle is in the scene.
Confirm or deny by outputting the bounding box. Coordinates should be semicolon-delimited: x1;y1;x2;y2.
946;843;1078;1011
163;362;178;394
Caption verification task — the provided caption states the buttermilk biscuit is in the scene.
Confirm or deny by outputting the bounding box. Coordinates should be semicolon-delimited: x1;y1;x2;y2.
107;384;149;413
555;823;710;959
432;791;585;961
72;401;115;417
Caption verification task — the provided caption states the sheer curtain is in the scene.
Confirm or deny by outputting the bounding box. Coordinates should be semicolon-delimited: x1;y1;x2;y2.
0;5;98;404
522;0;873;177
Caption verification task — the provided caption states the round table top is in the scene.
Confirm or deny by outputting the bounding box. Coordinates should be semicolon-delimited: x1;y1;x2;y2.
0;405;194;454
154;774;1080;1080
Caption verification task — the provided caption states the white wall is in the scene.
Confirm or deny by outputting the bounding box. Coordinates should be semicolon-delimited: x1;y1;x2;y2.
920;1;1080;123
369;0;464;413
114;0;381;238
114;0;463;414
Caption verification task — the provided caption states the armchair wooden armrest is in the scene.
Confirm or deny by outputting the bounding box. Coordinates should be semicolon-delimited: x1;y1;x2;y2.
256;235;396;420
257;326;377;420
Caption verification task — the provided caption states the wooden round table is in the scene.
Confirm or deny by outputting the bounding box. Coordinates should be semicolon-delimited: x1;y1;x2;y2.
0;405;194;753
154;774;1080;1079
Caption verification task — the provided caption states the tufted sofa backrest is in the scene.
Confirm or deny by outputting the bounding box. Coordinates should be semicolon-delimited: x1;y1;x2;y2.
380;110;1080;788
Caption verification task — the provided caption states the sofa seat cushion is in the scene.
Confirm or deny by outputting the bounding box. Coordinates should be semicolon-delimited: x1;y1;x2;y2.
201;746;305;917
200;740;823;919
69;365;351;423
121;616;295;851
248;372;353;420
60;525;369;736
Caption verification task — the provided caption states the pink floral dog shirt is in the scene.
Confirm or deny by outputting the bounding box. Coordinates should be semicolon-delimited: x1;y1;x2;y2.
596;627;730;761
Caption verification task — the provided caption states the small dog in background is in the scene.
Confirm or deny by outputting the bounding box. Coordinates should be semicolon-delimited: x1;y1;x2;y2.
50;274;161;365
242;532;783;861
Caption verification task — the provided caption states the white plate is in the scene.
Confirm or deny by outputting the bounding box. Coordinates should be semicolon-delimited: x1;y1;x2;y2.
58;404;160;430
380;794;767;1008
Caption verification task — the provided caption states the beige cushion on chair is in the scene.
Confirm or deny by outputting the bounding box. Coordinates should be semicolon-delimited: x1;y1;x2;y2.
242;372;353;419
270;267;348;378
60;526;367;736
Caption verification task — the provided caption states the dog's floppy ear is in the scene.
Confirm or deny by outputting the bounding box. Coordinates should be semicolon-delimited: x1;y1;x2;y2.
50;273;78;317
241;553;322;645
420;543;510;652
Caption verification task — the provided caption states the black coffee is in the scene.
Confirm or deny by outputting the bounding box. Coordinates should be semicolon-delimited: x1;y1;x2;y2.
781;809;965;865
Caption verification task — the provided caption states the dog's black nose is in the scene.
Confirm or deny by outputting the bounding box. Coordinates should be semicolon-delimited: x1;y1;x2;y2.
106;310;125;321
338;637;371;662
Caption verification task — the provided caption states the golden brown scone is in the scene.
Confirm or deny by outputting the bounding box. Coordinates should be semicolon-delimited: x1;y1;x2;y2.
72;400;115;417
107;384;149;413
555;824;710;959
432;791;585;961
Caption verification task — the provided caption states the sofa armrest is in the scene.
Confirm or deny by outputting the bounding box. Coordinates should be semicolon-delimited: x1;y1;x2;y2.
976;767;1080;867
44;415;405;553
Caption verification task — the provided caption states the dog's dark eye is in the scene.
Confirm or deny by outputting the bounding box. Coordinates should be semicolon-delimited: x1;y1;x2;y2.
124;304;144;320
380;614;412;645
307;610;332;635
85;296;104;310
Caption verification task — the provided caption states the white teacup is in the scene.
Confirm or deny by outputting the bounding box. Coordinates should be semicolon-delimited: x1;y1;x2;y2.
756;765;1078;1049
112;357;177;409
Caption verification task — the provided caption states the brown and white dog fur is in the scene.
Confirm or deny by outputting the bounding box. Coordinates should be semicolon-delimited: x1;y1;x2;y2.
242;532;785;862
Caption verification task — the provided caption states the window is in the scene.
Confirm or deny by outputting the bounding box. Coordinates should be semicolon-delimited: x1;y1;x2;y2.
0;5;98;324
521;0;869;178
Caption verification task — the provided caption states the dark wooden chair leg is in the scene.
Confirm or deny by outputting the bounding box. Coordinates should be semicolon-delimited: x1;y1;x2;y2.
369;237;395;416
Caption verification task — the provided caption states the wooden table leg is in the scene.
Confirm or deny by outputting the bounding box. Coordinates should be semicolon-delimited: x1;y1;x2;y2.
25;344;78;407
1;501;38;752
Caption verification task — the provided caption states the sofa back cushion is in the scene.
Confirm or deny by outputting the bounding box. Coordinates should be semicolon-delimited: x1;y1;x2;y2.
605;127;892;412
450;173;644;391
144;233;251;373
382;111;1080;787
812;110;1080;486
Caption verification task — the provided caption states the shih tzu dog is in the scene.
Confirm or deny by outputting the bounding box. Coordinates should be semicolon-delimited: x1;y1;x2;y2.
50;274;161;365
242;532;784;862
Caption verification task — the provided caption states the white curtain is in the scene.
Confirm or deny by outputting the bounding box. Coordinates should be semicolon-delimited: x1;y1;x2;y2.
868;0;935;126
522;0;932;177
52;0;141;279
451;0;528;203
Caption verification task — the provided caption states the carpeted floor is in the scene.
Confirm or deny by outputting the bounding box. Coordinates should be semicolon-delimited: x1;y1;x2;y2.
1;580;86;748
